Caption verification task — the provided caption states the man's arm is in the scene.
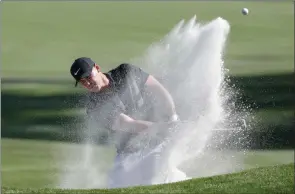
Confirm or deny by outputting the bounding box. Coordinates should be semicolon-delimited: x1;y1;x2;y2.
111;75;179;134
120;63;177;120
144;75;179;121
112;113;180;134
111;113;153;133
109;64;179;133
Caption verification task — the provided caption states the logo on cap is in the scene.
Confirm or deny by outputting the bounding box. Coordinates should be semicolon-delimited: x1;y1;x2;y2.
74;68;81;76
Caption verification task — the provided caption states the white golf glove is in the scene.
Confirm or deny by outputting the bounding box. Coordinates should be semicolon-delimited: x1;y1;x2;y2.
170;114;179;122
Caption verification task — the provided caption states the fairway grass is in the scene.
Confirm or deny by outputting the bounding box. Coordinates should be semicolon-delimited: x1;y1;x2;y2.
2;1;293;139
1;2;294;193
2;138;294;189
2;163;294;194
2;1;293;77
2;2;294;145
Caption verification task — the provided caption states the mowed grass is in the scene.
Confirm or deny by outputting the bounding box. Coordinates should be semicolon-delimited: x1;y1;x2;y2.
2;1;293;78
1;138;116;188
2;148;294;194
1;1;294;137
1;2;294;193
1;138;294;190
2;164;294;193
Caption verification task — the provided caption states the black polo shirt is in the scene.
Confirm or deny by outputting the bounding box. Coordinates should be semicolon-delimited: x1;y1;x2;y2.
86;63;153;153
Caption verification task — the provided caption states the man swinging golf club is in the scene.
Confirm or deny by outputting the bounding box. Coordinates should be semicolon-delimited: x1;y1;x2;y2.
70;57;186;188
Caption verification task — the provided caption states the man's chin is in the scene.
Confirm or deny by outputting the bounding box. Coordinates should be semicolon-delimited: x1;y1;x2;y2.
88;87;101;92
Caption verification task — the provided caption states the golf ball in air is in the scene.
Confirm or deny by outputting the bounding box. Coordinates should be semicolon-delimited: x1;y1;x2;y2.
242;8;249;15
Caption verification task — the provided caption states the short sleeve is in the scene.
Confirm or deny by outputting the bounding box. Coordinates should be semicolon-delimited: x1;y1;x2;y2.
118;63;150;88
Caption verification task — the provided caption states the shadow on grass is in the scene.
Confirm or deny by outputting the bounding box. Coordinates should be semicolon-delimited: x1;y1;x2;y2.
1;73;294;149
226;73;294;110
1;92;86;142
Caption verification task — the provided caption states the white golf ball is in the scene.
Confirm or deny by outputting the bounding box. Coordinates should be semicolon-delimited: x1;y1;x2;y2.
242;8;249;15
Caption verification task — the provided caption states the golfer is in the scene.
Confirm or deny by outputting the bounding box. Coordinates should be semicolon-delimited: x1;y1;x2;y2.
70;57;184;188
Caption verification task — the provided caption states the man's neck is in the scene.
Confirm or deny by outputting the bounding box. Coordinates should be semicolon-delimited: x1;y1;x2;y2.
100;73;111;92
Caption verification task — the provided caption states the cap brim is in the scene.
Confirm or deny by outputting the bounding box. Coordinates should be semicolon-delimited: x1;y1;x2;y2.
74;72;90;87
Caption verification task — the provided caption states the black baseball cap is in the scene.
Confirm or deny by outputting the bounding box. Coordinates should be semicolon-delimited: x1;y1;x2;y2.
70;57;95;87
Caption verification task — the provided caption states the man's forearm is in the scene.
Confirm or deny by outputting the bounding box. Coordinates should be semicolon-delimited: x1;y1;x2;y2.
128;119;154;132
114;113;154;133
114;113;179;134
126;118;180;134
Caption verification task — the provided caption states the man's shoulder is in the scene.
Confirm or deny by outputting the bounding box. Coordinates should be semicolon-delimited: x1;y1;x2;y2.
109;63;135;74
110;63;149;78
106;63;134;82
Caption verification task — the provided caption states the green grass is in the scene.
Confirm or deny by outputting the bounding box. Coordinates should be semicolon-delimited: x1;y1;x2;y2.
2;1;293;77
1;1;294;144
1;138;116;188
1;2;294;192
1;138;294;190
2;162;294;193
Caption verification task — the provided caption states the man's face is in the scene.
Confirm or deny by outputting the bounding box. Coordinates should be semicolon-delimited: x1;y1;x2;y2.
79;65;103;92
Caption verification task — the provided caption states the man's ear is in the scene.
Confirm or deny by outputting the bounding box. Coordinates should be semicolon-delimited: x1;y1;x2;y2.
94;64;101;71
